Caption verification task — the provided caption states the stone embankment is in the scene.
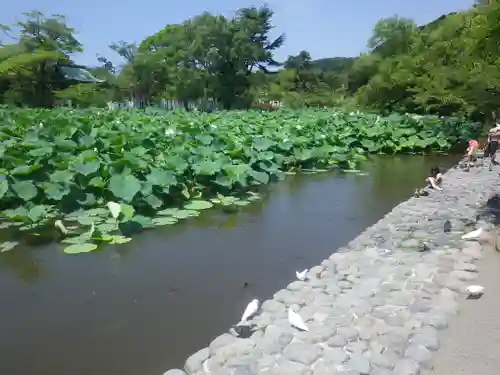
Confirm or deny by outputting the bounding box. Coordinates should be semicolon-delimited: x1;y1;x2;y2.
164;164;500;375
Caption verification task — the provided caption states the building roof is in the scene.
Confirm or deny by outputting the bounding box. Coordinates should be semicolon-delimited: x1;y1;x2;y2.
59;65;105;83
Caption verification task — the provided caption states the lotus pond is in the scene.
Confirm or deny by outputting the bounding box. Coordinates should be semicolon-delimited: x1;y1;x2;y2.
0;107;479;254
0;154;460;375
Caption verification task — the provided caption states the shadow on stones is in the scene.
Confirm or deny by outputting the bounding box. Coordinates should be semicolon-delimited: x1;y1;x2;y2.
466;293;484;300
231;324;258;338
478;194;500;226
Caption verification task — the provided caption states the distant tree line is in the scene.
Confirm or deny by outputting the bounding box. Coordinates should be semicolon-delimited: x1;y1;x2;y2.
1;1;500;120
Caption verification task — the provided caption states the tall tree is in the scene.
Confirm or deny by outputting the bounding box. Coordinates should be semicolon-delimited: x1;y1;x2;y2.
186;6;284;108
0;11;82;107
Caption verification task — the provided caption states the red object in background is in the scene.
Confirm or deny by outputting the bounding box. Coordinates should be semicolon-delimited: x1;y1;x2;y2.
468;139;479;149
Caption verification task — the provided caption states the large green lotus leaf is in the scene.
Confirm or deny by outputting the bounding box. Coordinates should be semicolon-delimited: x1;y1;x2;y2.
10;164;42;176
130;215;155;229
192;160;221;175
43;182;70;201
195;134;214;145
248;169;269;184
172;209;199;219
108;174;141;202
141;181;153;196
157;208;180;216
102;235;131;244
75;216;96;225
234;200;250;206
78;135;95;148
50;170;75;183
165;155;189;173
253;138;274;151
107;201;121;219
63;243;98;254
88;176;106;188
84;208;109;217
184;200;213;210
142;193;162;209
120;204;135;220
146;168;177;187
27;205;46;222
214;174;232;188
0;178;8;199
72;159;100;176
11;181;38;201
54;137;78;149
28;146;53;157
152;216;178;226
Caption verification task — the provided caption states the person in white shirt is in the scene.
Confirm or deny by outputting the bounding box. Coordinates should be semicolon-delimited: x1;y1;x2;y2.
485;123;500;170
426;167;443;191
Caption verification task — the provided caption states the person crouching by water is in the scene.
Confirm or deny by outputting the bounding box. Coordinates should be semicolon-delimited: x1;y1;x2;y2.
426;167;443;191
466;139;479;167
485;123;500;170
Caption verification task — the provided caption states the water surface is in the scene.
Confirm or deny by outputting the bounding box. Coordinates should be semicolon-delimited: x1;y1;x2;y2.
0;155;459;375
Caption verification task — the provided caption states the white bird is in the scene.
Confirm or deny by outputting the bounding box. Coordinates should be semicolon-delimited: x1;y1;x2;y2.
462;227;483;240
288;307;309;331
237;299;259;325
465;285;485;296
296;269;308;281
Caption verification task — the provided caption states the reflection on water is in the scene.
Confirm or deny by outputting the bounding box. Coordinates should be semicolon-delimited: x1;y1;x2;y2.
0;248;42;283
0;155;459;375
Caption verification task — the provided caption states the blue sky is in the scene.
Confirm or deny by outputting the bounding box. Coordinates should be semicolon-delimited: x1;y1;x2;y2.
2;0;474;67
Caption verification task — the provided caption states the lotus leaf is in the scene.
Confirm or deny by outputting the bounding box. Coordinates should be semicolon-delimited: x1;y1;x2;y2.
107;201;121;219
102;235;131;244
108;174;141;202
11;181;38;201
72;159;100;176
172;209;199;219
152;216;178;226
43;183;70;201
157;208;180;216
0;179;8;199
184;200;213;210
63;243;98;254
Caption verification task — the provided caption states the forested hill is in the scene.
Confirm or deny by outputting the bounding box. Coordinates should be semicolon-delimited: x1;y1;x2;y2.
305;12;456;76
309;57;356;74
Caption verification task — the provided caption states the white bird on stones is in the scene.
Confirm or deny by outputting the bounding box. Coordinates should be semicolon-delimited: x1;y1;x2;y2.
288;307;309;331
465;285;485;297
296;269;308;281
237;299;259;326
462;228;483;240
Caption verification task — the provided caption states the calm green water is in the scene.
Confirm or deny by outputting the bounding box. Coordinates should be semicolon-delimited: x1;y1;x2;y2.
0;155;459;375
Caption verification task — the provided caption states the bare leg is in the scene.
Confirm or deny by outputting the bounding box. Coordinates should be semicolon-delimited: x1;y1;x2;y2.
427;177;443;191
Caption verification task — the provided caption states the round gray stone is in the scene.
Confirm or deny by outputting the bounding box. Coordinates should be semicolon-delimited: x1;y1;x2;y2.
454;262;478;272
346;353;371;374
231;365;256;375
327;334;348;347
410;327;440;351
163;370;187;375
393;358;420;375
283;342;323;365
273;359;309;374
323;347;349;364
404;344;433;368
184;347;209;374
337;327;359;341
424;313;448;330
450;270;478;281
